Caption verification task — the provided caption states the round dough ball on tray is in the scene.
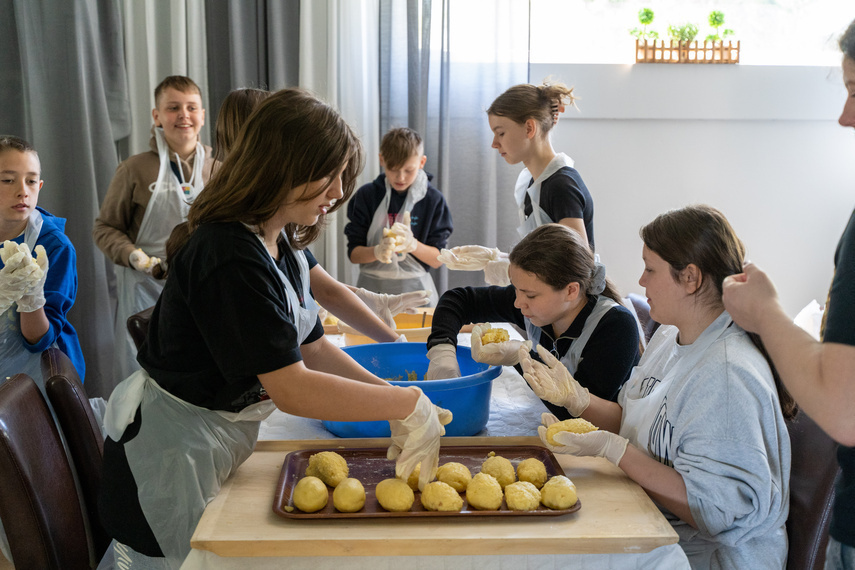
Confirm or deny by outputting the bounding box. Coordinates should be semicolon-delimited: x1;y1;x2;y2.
436;462;472;492
376;478;415;512
333;477;366;512
481;455;515;489
466;472;503;511
516;457;548;489
403;463;422;491
293;476;329;513
305;451;349;487
421;481;464;512
540;475;578;510
504;481;541;511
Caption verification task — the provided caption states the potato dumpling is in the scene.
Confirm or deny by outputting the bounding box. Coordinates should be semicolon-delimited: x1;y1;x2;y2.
401;463;422;491
332;477;366;513
436;462;472;492
376;478;415;512
516;458;548;489
305;451;349;487
481;327;510;344
292;476;328;513
421;481;464;512
466;472;503;511
481;455;515;489
545;418;599;445
540;475;578;510
504;481;541;511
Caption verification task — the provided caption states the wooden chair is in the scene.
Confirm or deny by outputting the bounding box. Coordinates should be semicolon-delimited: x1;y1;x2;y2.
41;348;111;563
786;410;840;570
127;305;155;350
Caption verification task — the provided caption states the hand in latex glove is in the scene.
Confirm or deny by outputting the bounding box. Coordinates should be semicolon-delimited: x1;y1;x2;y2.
425;344;461;380
17;245;49;313
484;255;511;286
389;211;417;254
470;323;532;366
0;242;35;313
537;413;628;467
374;237;396;264
387;387;453;490
353;288;431;328
519;344;590;417
437;245;502;271
129;248;161;275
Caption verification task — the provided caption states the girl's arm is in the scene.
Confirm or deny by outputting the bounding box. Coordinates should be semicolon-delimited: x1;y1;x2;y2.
408;242;442;268
556;217;589;249
299;335;389;385
579;396;623;434
619;444;697;528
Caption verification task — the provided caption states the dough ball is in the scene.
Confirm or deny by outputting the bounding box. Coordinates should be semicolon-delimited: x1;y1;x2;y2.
540;475;578;510
504;481;541;511
516;458;548;489
292;476;329;513
305;451;349;487
332;477;366;513
376;478;415;512
481;455;515;489
465;472;503;511
402;462;422;491
545;418;598;445
436;462;472;492
420;481;464;512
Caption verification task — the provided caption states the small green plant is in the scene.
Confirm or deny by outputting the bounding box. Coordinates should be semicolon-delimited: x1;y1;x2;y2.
705;10;734;43
629;8;659;41
667;23;699;45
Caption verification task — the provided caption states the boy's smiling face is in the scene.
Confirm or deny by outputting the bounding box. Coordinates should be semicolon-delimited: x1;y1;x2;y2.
0;149;42;239
152;87;205;154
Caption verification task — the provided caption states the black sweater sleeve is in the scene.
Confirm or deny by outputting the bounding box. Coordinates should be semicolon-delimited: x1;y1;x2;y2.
427;285;525;349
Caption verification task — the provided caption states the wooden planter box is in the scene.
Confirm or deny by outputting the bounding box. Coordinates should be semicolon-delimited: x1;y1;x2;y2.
635;39;740;64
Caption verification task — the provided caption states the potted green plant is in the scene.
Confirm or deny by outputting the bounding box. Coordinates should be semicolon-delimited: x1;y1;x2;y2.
630;8;659;41
705;10;734;43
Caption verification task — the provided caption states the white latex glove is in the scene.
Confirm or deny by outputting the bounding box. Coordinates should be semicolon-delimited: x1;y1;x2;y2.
129;248;161;275
387;387;453;491
0;242;43;313
437;245;502;271
519;344;591;417
425;344;461;380
484;255;511;286
389;211;417;254
353;288;431;328
470;323;532;366
537;413;628;467
17;245;49;313
374;237;396;264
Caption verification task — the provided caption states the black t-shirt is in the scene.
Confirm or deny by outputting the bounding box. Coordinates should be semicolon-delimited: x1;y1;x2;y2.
138;222;323;412
825;208;855;547
523;166;595;250
427;285;639;417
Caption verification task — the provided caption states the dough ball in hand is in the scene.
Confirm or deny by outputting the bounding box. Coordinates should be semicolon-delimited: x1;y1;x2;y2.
293;476;329;513
481;455;515;489
465;472;503;511
516;458;548;489
436;462;472;492
376;478;415;512
333;478;366;513
540;475;578;510
305;451;349;487
504;481;541;511
420;481;464;512
401;462;422;492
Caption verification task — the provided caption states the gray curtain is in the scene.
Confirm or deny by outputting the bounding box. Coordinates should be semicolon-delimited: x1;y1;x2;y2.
204;0;301;136
0;0;129;398
379;0;529;294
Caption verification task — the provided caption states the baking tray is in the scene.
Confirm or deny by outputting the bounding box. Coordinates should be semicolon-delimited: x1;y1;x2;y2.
272;445;581;519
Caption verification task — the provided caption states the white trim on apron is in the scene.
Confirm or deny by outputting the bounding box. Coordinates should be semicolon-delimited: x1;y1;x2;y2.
357;171;437;306
515;152;574;238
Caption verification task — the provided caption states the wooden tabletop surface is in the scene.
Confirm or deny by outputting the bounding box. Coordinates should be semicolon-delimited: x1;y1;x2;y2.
191;436;678;558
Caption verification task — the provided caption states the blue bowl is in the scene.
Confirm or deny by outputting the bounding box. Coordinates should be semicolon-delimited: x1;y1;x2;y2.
323;343;500;438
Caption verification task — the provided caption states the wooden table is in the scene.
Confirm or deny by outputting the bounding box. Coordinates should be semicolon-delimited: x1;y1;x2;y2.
190;436;678;559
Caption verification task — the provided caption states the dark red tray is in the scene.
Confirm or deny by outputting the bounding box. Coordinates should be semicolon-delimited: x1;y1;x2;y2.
273;445;581;519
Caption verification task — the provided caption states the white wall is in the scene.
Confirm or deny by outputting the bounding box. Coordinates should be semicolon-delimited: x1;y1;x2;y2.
531;62;855;317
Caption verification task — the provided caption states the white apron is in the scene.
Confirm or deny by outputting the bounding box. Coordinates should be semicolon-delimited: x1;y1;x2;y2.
357;171;437;306
515;152;575;238
525;295;618;376
619;313;733;465
103;233;318;569
0;210;57;385
113;128;206;382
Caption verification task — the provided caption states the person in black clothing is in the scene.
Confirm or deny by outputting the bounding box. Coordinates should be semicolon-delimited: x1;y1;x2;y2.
426;223;639;420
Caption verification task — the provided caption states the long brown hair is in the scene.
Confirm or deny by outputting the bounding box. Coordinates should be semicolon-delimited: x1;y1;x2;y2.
169;88;363;257
212;88;271;165
487;79;576;137
641;205;797;419
508;223;622;305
